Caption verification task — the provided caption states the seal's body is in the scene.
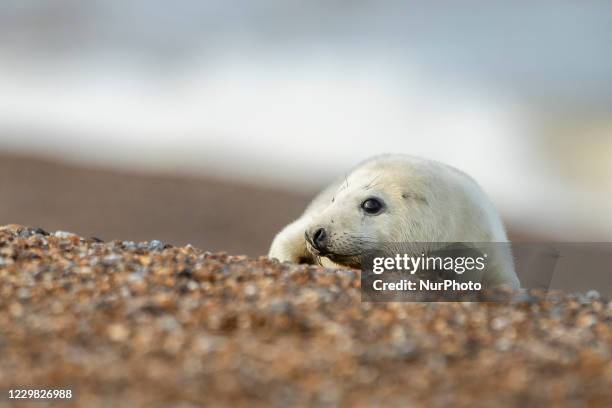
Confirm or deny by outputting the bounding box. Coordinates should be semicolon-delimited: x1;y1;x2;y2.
269;154;520;289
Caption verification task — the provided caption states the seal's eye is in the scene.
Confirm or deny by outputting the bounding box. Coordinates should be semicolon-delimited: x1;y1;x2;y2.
361;198;384;215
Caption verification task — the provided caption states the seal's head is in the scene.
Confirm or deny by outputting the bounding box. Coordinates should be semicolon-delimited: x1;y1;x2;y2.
304;167;428;268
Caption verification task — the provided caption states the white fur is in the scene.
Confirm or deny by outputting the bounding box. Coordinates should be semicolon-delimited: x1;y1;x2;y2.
269;154;520;289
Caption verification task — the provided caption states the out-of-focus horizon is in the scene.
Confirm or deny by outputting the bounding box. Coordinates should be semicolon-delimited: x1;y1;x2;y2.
1;1;611;249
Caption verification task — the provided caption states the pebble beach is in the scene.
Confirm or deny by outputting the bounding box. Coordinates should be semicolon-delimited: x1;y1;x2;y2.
1;225;611;407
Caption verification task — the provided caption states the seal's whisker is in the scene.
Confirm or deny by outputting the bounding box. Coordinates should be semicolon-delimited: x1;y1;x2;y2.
364;174;382;190
350;236;379;244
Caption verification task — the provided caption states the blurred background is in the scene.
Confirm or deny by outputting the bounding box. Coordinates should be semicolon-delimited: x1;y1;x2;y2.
1;1;611;256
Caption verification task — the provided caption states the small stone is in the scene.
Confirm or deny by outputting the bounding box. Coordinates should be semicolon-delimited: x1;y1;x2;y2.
270;300;292;315
577;313;597;328
496;338;512;351
51;301;64;314
158;315;179;332
103;254;122;265
244;284;257;297
575;293;592;305
176;268;194;279
107;323;129;342
120;286;131;298
122;241;137;250
128;272;144;283
33;227;49;236
9;302;23;318
585;290;600;300
54;230;77;239
148;240;165;251
491;317;509;330
77;266;93;275
17;288;31;300
18;228;33;238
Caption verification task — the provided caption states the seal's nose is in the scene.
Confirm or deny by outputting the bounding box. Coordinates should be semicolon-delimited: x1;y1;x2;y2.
312;227;327;251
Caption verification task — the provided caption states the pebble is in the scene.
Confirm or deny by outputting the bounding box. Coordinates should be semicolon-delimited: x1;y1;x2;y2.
103;253;122;265
244;284;257;297
491;317;509;331
16;288;31;300
33;227;49;236
128;272;145;283
108;323;129;342
148;240;165;251
122;241;137;250
54;230;77;239
586;289;601;300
